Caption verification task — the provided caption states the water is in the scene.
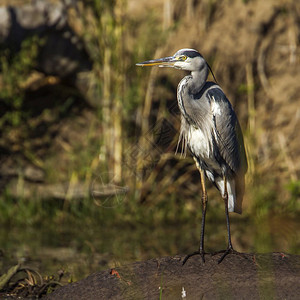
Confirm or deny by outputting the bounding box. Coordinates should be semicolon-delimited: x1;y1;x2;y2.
0;194;299;284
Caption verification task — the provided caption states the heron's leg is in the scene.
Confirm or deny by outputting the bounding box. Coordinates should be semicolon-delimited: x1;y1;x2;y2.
199;168;208;256
223;177;233;249
212;177;232;262
182;159;207;265
216;177;234;263
215;176;248;263
207;177;248;264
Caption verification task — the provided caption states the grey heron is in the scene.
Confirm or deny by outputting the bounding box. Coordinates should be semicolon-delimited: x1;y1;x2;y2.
136;49;248;264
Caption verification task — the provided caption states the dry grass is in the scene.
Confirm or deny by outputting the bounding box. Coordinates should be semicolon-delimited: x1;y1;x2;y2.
132;0;300;206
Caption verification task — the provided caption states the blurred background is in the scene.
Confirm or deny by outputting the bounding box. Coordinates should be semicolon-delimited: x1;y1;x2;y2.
0;0;299;284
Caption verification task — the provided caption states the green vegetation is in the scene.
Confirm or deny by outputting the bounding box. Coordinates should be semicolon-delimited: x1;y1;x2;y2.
0;35;43;127
0;0;299;285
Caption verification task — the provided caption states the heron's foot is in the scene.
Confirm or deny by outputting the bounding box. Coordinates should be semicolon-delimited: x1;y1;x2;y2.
212;247;248;264
182;250;206;265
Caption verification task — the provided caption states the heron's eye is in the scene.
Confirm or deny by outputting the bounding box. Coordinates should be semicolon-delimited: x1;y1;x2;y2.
179;55;187;61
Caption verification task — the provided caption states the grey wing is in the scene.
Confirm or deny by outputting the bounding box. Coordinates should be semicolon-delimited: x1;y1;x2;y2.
207;87;248;175
182;84;247;175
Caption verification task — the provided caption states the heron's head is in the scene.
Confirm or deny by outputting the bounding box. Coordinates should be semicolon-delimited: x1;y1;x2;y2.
136;48;207;72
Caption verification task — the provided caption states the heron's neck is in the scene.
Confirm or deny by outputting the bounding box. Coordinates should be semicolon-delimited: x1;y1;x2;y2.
177;66;209;122
188;68;208;94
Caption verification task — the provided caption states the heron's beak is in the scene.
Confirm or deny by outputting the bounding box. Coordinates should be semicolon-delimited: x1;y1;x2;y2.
136;56;176;68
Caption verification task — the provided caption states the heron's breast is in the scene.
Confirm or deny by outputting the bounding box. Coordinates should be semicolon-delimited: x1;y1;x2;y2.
187;126;212;159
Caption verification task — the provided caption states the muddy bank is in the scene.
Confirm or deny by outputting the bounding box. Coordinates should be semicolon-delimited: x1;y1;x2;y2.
45;252;300;299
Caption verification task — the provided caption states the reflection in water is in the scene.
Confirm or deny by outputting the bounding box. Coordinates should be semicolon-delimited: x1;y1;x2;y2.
0;191;299;284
